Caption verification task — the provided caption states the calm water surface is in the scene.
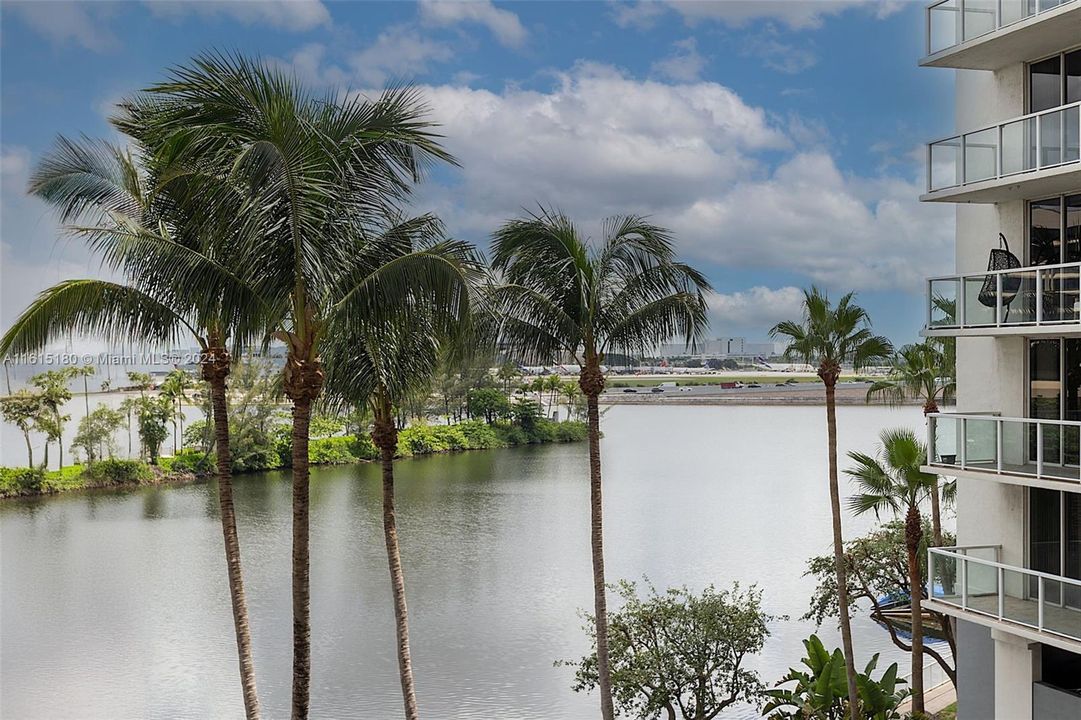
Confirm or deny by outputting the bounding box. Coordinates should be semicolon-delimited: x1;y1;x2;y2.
1;404;946;719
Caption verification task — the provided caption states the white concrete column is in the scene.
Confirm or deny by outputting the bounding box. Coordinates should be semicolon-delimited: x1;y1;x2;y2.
992;630;1038;720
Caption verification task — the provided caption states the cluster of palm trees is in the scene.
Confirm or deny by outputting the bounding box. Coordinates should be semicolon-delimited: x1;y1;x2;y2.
0;53;710;720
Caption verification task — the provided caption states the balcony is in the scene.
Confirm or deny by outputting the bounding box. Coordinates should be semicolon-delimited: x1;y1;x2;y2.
923;0;1081;70
924;101;1081;202
923;261;1081;337
927;546;1081;651
926;412;1081;490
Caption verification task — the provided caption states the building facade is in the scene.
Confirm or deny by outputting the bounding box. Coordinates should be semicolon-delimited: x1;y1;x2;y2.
919;2;1081;718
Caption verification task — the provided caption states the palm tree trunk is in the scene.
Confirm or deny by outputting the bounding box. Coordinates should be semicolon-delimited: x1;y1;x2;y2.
284;355;323;720
374;411;419;720
580;361;614;720
924;400;944;547
25;430;33;469
204;349;261;720
824;378;860;720
83;374;90;416
905;503;926;715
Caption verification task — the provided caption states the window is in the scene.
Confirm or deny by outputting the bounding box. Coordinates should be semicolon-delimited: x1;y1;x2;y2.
1028;488;1081;610
1030;49;1081;112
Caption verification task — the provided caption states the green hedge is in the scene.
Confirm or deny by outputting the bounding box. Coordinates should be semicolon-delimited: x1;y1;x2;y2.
0;467;45;497
161;449;214;475
83;459;153;488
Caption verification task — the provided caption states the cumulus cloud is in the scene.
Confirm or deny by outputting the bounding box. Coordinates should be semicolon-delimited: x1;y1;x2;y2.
419;0;527;48
402;64;951;293
144;0;331;31
708;286;805;330
612;0;903;31
349;25;455;86
743;34;818;74
651;37;707;82
6;2;119;52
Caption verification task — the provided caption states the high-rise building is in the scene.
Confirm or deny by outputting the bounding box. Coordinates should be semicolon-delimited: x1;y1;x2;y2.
919;3;1081;718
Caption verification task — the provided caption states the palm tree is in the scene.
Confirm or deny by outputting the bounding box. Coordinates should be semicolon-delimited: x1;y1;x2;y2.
161;368;195;454
133;52;456;718
846;428;938;715
496;359;519;392
866;341;955;546
491;209;711;720
323;215;483;720
75;364;95;416
2;133;269;719
769;287;892;720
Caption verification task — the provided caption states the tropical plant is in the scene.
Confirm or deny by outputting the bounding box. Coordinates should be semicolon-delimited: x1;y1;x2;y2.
3;125;270;717
127;371;153;396
466;387;512;424
491;209;711;720
1;391;43;467
865;341;955;547
31;368;75;469
496;359;519;392
845;428;938;714
131;53;458;718
160;368;195;454
321;213;483;720
763;635;907;720
74;364;95;415
769;287;893;720
135;394;172;464
564;580;771;720
72;405;126;464
804;521;957;690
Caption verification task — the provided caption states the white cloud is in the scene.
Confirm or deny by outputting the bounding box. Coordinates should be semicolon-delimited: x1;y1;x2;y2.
144;0;330;31
612;0;903;31
402;64;950;293
419;0;527;48
350;25;455;86
651;37;707;82
709;286;805;330
744;34;818;74
6;2;118;52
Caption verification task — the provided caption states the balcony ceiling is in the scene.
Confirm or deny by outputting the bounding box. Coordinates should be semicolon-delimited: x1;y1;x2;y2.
921;163;1081;203
920;2;1081;70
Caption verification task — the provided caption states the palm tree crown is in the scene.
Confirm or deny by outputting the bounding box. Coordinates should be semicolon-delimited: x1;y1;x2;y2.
866;341;954;415
846;428;937;518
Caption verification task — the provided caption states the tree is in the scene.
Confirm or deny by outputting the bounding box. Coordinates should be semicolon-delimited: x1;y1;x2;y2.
74;364;95;415
803;521;957;691
564;580;771;720
137;54;458;718
5;126;270;717
496;359;520;392
769;287;892;720
492;209;711;720
466;387;512;424
322;213;482;720
136;394;172;464
865;342;955;548
160;368;195;454
559;380;583;421
845;428;938;714
1;391;43;468
763;635;907;720
31;369;75;469
127;371;153;397
72;406;125;464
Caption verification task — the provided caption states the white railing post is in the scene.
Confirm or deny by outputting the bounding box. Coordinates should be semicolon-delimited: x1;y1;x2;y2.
928;549;935;600
960;418;968;468
961;554;969;609
1038;576;1045;631
997;418;1003;472
927;279;934;327
997;566;1005;619
996;272;1004;326
959;278;967;327
1037;422;1044;477
1036;113;1042;170
1036;268;1043;325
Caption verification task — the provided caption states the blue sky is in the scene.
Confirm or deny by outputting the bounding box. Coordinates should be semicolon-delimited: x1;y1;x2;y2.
0;0;957;345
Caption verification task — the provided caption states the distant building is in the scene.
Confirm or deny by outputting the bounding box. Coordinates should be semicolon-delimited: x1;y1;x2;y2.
653;337;780;359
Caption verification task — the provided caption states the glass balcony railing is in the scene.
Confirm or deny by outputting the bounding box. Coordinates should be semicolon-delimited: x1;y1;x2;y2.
928;546;1081;643
926;261;1081;331
927;0;1077;56
928;102;1081;192
928;412;1081;485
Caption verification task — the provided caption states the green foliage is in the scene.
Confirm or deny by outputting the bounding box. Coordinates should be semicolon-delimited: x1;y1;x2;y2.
183;419;208;449
466;387;513;424
309;414;346;439
565;580;772;720
349;433;379;460
135;395;172;463
72;405;125;463
0;467;45;496
457;420;503;449
763;635;907;720
83;459;153;488
161;449;214;475
0;390;44;467
308;436;360;465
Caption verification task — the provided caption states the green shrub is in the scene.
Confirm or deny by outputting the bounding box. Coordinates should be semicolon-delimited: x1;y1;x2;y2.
43;464;86;493
163;449;214;475
350;433;379;460
83;459;153;487
553;421;588;442
232;447;282;474
309;436;360;465
458;420;504;449
0;467;45;497
492;422;530;446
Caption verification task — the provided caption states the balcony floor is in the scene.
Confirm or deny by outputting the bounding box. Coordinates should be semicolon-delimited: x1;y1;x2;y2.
936;594;1081;642
933;459;1081;483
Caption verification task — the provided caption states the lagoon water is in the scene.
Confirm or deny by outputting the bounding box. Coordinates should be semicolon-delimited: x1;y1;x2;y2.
0;404;947;719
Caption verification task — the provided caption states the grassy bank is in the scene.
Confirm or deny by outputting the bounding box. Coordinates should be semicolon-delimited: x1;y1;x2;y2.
0;419;588;499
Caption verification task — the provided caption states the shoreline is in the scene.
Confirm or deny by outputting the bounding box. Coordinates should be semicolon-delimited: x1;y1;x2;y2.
601;385;925;407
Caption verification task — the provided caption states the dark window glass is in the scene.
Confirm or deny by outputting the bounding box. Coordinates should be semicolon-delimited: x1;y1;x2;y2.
1031;55;1062;112
1067;49;1081;104
1031;197;1062;265
1067;194;1081;263
1030;488;1063;602
1030;339;1062;464
1067;340;1081;464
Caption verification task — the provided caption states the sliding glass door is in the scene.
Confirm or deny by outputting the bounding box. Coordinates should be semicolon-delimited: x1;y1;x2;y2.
1028;338;1081;467
1030;488;1081;610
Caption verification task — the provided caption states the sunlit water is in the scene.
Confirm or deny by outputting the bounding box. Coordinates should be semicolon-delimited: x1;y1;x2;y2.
0;404;949;719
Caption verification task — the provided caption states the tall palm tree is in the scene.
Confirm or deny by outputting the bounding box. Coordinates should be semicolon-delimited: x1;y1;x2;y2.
161;368;195;454
75;364;95;415
846;428;938;715
323;215;483;720
132;52;456;719
866;341;955;546
1;134;269;719
491;209;711;720
769;287;892;720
